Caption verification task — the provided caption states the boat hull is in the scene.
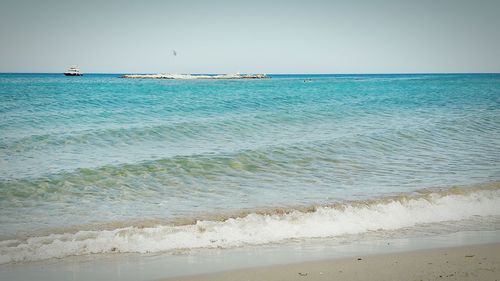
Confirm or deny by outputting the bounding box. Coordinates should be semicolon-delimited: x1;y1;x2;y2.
64;73;82;76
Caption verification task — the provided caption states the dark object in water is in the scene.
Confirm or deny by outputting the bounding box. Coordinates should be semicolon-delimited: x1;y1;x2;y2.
64;65;82;76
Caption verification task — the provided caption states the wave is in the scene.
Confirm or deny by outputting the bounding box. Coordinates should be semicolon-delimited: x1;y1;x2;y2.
1;184;499;264
0;110;337;167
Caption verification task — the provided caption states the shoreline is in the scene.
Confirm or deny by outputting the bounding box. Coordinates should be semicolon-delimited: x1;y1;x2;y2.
0;183;498;265
1;229;499;281
162;243;500;281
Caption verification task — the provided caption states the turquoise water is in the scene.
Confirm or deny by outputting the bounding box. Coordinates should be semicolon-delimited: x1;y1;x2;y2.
0;73;500;263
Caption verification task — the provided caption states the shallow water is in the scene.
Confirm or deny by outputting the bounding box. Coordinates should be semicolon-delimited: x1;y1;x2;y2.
0;73;499;263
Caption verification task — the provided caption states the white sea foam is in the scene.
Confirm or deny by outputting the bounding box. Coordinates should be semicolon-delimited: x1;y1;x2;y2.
1;187;499;264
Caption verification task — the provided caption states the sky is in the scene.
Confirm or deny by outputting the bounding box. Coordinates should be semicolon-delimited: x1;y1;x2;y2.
0;0;499;74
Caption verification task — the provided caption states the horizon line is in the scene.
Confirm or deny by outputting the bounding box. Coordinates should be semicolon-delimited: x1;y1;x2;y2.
1;72;500;75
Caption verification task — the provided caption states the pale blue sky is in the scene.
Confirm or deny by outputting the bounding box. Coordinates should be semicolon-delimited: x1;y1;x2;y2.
1;0;499;73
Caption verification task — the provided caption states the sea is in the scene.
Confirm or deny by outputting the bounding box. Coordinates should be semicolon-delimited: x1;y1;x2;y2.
0;73;500;277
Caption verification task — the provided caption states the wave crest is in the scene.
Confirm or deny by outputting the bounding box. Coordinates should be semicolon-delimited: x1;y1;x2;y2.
1;185;499;264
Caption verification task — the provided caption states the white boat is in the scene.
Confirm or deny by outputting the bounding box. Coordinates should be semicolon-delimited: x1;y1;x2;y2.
64;65;82;76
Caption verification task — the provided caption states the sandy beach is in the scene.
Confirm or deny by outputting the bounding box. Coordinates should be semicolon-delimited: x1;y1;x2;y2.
163;243;500;281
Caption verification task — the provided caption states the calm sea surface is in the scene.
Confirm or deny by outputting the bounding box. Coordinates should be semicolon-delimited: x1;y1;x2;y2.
0;73;499;263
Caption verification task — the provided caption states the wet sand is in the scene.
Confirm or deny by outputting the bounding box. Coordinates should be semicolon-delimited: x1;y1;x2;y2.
162;243;500;281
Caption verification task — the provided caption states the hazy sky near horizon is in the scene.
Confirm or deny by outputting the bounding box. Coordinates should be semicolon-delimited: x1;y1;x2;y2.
1;0;499;73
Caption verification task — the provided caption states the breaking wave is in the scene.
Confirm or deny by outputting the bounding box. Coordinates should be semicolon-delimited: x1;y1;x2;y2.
1;184;499;264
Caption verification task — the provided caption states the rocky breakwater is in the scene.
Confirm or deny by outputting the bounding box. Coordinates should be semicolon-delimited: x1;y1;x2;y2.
121;73;269;79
